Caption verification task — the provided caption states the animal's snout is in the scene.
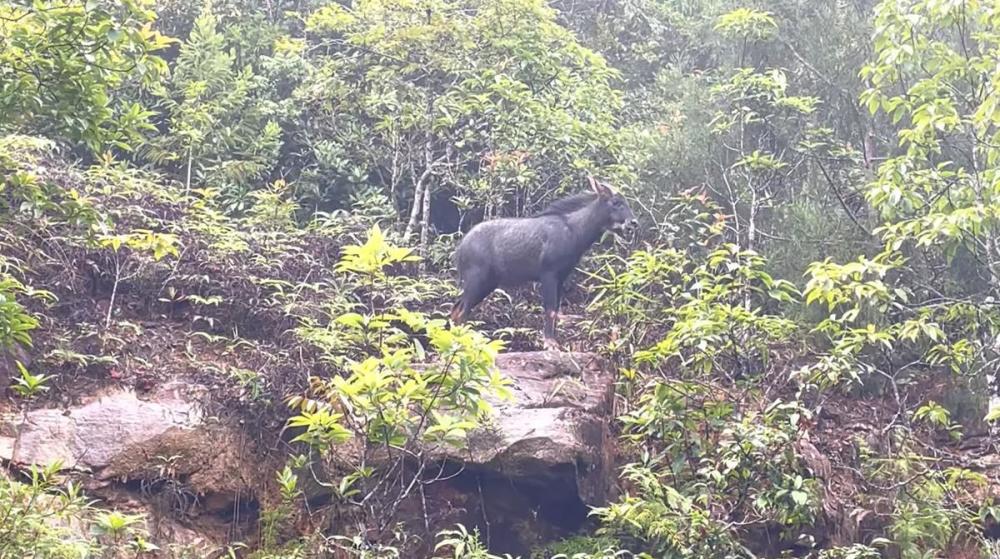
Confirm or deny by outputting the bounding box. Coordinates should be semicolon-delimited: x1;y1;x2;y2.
611;218;639;241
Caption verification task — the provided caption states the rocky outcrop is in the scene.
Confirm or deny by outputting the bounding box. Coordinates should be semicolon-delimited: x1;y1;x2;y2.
2;382;203;471
0;350;618;556
424;351;618;555
466;351;615;503
0;382;266;552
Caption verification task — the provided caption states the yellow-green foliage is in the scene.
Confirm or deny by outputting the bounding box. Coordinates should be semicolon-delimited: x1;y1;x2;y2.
0;462;154;558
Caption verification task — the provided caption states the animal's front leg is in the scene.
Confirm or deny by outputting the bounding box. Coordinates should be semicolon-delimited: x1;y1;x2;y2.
541;274;562;351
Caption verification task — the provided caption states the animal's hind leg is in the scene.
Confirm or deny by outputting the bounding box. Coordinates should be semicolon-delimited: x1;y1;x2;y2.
450;269;496;325
449;299;467;324
541;273;561;350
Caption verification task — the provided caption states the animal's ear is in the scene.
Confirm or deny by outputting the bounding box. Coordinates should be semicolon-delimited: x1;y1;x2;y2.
588;175;611;198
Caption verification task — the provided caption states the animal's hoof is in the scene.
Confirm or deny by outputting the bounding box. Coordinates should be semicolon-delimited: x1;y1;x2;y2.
542;338;562;351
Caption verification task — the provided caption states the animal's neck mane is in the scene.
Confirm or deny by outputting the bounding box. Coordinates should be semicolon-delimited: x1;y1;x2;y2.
533;192;598;217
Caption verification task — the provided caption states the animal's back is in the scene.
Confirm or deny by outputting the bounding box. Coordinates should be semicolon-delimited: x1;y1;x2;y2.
456;217;549;286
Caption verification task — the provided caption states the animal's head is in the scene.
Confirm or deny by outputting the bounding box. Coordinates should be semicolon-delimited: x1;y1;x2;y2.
588;176;638;236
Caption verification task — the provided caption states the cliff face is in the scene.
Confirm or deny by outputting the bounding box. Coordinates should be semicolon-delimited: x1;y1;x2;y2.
1;349;619;557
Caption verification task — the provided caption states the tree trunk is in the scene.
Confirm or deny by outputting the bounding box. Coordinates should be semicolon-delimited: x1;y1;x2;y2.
185;144;194;194
745;196;757;312
404;179;426;241
420;170;432;259
404;133;434;242
405;99;436;241
389;134;401;211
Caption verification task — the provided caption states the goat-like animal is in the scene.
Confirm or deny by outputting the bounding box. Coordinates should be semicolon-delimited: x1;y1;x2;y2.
451;177;637;349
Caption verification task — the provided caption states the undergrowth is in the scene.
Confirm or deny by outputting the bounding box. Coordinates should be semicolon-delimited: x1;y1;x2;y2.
2;135;999;558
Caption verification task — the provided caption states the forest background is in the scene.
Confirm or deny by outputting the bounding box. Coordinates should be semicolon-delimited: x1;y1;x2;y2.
4;0;1000;558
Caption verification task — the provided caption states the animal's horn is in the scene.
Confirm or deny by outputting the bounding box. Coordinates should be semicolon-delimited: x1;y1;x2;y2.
587;175;600;193
588;175;612;197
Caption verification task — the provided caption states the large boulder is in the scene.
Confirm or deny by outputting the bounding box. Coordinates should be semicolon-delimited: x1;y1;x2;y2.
422;351;618;555
0;382;265;551
1;382;204;471
465;350;616;504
